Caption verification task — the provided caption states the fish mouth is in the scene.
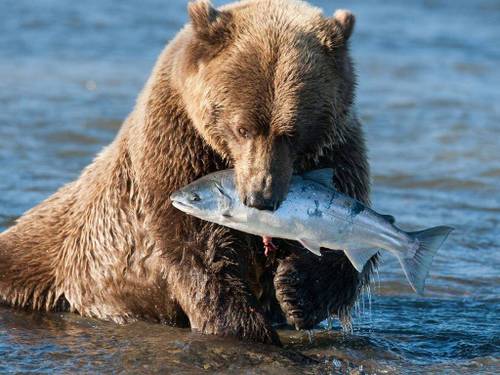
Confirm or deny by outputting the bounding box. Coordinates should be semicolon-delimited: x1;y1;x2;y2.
170;191;190;208
171;198;195;213
171;199;190;208
172;200;203;219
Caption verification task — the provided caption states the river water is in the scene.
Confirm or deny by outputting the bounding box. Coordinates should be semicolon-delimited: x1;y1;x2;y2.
0;0;498;373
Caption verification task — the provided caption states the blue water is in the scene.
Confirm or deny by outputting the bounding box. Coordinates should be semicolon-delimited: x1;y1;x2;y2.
0;0;499;373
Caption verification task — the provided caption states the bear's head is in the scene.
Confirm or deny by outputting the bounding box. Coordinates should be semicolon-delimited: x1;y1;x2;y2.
176;0;356;210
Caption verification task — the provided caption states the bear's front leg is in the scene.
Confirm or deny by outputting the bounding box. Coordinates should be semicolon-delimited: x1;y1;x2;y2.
164;223;280;345
274;248;376;330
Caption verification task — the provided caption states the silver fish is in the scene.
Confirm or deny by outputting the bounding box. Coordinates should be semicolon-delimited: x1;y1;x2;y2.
170;169;453;294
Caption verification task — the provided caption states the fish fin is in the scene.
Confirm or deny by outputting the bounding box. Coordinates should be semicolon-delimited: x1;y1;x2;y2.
381;214;396;224
298;238;322;256
344;248;379;273
302;169;335;189
398;226;454;294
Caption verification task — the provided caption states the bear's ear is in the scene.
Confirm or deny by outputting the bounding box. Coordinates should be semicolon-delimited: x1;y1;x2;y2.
188;0;232;44
332;9;355;41
320;9;356;49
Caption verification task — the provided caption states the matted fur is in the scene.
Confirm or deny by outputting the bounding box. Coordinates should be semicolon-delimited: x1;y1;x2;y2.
0;0;374;345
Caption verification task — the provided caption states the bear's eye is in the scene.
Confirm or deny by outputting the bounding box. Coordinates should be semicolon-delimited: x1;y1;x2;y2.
237;127;250;139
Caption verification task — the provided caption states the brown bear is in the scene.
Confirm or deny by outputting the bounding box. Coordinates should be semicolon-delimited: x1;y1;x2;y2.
0;0;374;345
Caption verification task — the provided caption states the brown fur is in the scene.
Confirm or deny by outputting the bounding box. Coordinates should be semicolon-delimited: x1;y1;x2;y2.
0;0;374;344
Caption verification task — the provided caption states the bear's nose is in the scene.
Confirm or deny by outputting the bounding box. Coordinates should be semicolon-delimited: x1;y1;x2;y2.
245;192;279;211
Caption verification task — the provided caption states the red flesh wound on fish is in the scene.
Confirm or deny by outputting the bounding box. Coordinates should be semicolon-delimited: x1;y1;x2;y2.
263;236;277;257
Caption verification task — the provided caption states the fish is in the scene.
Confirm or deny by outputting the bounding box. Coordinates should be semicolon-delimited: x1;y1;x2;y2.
170;169;453;294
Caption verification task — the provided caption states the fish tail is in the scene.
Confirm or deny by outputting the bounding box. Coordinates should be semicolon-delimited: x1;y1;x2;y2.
398;226;454;294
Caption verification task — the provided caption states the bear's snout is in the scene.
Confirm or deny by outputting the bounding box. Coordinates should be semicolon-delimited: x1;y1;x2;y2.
234;136;294;211
245;192;277;211
243;175;281;211
237;158;293;212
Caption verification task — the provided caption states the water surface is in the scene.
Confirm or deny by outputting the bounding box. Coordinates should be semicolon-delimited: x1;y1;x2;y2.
0;0;499;373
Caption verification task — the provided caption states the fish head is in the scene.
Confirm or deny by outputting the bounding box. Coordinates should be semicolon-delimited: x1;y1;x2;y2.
170;174;235;221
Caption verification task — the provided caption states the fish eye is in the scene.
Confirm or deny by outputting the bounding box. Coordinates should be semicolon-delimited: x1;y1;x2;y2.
189;192;201;202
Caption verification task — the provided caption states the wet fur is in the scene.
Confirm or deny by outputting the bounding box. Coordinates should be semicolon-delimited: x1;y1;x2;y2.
0;0;373;344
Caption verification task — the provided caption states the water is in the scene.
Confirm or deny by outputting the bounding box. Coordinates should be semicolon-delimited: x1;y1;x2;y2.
0;0;499;373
